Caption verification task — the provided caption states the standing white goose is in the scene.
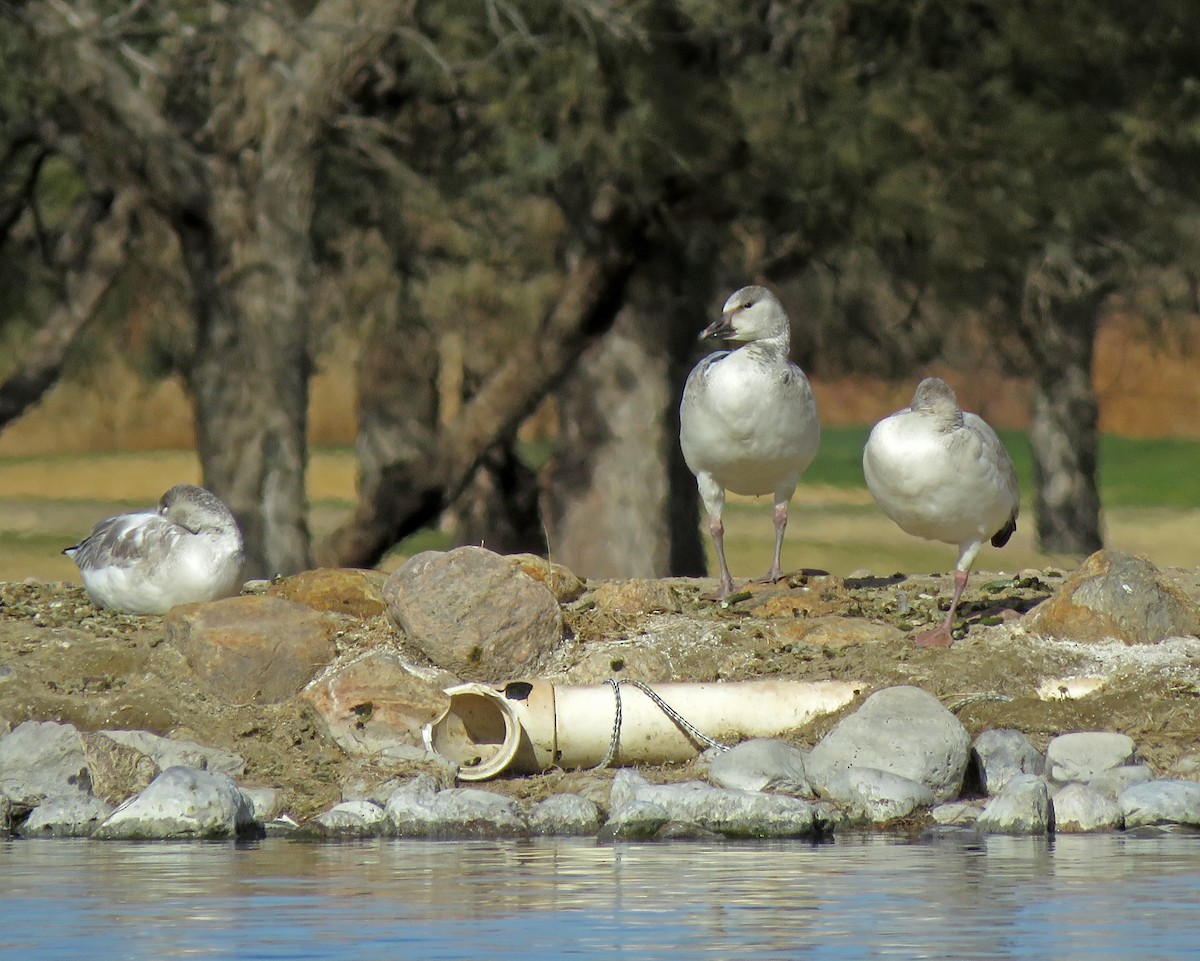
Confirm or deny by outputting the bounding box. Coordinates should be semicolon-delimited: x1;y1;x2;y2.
862;377;1019;647
680;285;821;598
64;483;245;615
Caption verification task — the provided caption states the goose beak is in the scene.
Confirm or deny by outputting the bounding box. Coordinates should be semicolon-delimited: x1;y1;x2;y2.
700;314;737;341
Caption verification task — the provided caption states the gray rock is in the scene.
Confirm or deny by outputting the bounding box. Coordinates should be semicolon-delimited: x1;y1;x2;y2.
976;774;1052;835
609;768;651;811
93;766;259;840
1120;779;1200;828
386;784;528;838
705;738;812;794
971;729;1044;795
97;730;245;778
0;720;91;804
0;792;11;835
1088;764;1155;799
1025;550;1200;643
241;786;286;821
930;801;983;826
20;794;114;838
384;546;564;679
1052;783;1123;833
526;794;604;836
1046;732;1138;784
806;686;971;802
818;767;935;824
608;779;828;839
313;800;388;836
603;799;671;840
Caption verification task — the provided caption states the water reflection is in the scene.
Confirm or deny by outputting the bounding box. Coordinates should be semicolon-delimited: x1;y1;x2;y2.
2;833;1200;960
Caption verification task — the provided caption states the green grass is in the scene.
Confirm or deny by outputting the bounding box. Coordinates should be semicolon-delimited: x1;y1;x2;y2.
806;426;1200;509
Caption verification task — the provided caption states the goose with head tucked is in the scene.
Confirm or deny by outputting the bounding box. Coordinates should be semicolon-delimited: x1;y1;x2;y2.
680;285;821;599
64;483;245;615
862;377;1019;647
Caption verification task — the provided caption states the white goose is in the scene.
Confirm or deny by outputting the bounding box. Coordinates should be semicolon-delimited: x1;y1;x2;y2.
680;285;820;598
64;483;245;615
863;377;1019;647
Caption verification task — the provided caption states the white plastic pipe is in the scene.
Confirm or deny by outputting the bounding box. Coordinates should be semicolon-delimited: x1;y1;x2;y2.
423;678;862;781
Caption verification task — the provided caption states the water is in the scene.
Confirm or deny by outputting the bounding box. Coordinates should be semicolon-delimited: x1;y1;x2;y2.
3;833;1200;960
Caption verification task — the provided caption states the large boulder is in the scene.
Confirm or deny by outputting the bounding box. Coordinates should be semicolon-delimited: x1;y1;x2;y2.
384;546;564;679
301;652;448;758
93;766;258;840
167;595;338;702
0;720;91;805
1026;550;1200;643
806;686;971;802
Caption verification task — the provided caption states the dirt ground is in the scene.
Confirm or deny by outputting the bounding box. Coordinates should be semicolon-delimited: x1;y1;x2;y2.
3;560;1200;821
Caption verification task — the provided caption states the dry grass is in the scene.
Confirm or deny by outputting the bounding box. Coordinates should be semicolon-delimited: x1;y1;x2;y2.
5;450;1198;587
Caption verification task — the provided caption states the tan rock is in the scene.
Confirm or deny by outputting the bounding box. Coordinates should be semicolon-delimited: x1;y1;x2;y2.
302;652;448;757
384;546;564;679
266;568;387;618
83;732;160;805
166;596;339;703
590;579;682;616
510;554;586;602
1026;550;1200;644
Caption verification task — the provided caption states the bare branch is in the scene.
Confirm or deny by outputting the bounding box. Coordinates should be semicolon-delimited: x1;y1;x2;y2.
0;189;137;428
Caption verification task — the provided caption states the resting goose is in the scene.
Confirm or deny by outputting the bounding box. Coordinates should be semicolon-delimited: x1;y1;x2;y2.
862;377;1019;647
680;285;820;598
64;483;245;615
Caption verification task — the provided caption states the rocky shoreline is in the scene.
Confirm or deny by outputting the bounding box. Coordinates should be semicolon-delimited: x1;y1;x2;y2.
2;546;1200;841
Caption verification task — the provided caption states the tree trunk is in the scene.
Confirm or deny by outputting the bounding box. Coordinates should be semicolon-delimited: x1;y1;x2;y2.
27;0;407;578
1021;269;1106;556
320;202;647;569
541;272;705;578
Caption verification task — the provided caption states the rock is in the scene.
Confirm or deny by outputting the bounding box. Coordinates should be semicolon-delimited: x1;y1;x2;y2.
266;568;387;618
1026;550;1200;643
705;739;812;794
20;794;113;837
1045;732;1138;784
603;799;671;840
1169;753;1200;779
930;801;983;826
82;732;160;804
590;579;682;616
1088;764;1155;799
0;720;91;804
510;554;586;603
166;595;338;703
773;616;906;649
970;729;1045;795
241;786;286;821
313;800;389;836
0;793;12;835
564;644;675;684
93;766;259;840
83;730;246;805
607;777;828;839
1119;779;1200;828
975;773;1053;835
301;652;448;758
384;546;564;679
387;785;528;838
818;767;935;824
805;686;971;802
526;794;604;836
1052;783;1124;833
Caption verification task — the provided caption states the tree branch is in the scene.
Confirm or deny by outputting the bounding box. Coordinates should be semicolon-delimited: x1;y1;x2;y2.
316;196;649;568
0;189;136;428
